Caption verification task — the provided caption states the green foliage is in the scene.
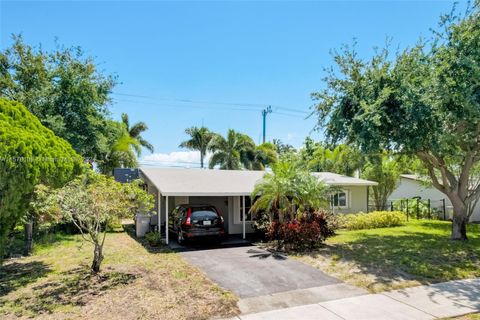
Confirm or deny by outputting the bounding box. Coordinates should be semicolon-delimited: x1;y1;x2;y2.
362;153;402;210
311;4;480;239
340;211;406;230
0;99;83;256
0;35;117;161
303;141;364;176
179;126;215;168
392;198;442;220
266;210;337;251
272;139;296;155
144;231;163;247
208;129;277;170
251;160;331;223
36;171;155;272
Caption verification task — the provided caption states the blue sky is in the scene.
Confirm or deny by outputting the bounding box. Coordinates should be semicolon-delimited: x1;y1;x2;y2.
0;0;459;167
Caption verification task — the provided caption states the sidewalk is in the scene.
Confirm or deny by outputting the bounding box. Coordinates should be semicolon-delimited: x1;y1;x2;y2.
233;278;480;320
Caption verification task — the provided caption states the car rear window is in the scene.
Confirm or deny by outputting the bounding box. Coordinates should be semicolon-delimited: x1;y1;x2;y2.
191;207;218;220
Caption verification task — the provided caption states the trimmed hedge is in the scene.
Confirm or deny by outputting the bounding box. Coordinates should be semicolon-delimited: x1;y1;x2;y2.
340;211;406;230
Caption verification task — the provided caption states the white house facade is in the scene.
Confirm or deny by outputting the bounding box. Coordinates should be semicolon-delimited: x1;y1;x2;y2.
139;168;378;244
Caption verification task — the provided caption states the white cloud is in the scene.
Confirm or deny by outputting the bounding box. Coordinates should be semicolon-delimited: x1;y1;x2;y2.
141;151;210;168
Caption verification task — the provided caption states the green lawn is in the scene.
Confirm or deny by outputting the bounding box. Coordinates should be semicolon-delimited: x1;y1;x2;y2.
295;220;480;293
0;225;238;320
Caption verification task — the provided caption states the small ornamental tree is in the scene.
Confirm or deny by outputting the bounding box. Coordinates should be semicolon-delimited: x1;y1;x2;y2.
53;172;154;273
0;99;83;256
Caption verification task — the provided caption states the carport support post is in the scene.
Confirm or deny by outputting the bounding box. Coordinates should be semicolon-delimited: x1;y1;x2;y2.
165;196;169;244
158;193;162;235
242;195;246;240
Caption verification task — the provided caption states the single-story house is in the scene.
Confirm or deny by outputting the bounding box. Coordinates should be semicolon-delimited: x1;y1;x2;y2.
388;174;480;222
138;168;377;244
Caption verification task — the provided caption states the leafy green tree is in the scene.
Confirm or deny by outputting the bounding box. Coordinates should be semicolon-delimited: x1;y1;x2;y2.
272;139;296;155
42;171;154;272
312;4;480;240
209;129;250;170
307;143;364;176
362;154;402;210
0;99;83;256
250;142;278;170
0;35;117;162
179;126;215;168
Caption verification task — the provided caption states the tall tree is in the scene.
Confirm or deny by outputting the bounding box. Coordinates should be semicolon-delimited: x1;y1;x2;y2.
307;143;364;176
98;114;153;175
0;99;83;256
250;142;278;170
121;113;154;154
209;129;250;170
179;126;215;168
0;35;117;162
362;154;402;210
312;3;480;240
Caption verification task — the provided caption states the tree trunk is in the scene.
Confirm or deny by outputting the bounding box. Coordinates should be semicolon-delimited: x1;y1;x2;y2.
24;221;33;256
451;203;468;241
91;243;103;273
200;153;204;169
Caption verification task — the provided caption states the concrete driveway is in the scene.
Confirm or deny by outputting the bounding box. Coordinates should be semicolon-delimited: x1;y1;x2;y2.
181;246;342;298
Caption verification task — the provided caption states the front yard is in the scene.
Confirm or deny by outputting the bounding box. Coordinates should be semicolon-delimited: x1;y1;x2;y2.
0;226;238;320
295;220;480;293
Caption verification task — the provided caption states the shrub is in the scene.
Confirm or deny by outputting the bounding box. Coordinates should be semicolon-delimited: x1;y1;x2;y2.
145;231;163;247
340;211;405;230
266;210;337;251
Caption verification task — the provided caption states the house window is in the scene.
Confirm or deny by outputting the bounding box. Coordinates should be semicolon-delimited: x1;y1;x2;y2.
239;196;253;221
331;191;348;208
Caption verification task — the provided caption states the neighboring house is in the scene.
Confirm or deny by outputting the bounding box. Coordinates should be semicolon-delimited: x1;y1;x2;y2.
138;168;377;244
388;174;480;222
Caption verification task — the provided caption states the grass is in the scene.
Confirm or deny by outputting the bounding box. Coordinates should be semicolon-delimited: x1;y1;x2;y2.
447;314;480;320
0;225;238;320
294;219;480;293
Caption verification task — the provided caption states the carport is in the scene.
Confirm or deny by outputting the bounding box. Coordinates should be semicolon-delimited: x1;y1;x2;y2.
139;168;266;244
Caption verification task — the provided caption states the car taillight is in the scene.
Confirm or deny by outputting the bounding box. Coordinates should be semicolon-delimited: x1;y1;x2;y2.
184;208;192;226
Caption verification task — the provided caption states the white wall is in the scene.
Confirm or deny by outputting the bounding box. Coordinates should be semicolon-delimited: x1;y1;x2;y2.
228;196;255;235
388;177;480;223
333;186;369;214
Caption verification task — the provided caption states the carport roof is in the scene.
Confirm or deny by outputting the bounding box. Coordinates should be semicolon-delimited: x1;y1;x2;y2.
140;168;265;196
140;168;377;196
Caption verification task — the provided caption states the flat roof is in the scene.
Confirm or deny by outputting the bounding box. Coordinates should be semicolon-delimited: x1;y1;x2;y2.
140;168;377;196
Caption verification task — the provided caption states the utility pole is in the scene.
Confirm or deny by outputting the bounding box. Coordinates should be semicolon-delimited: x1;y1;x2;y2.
262;106;272;144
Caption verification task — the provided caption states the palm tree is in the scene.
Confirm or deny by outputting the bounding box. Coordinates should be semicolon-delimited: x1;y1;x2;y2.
209;129;250;170
179;126;215;168
99;114;153;175
121;113;154;153
250;142;278;170
250;160;330;222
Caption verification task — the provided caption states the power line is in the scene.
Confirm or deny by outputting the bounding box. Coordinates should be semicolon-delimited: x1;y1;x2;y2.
112;91;310;116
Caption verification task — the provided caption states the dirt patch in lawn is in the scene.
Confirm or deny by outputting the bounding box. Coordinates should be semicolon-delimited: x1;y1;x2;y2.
0;226;238;320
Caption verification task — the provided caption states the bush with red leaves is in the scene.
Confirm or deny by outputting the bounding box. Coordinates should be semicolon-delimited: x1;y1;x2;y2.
266;210;337;251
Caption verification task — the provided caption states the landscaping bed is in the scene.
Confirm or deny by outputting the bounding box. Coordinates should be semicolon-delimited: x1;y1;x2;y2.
294;220;480;293
0;225;239;320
